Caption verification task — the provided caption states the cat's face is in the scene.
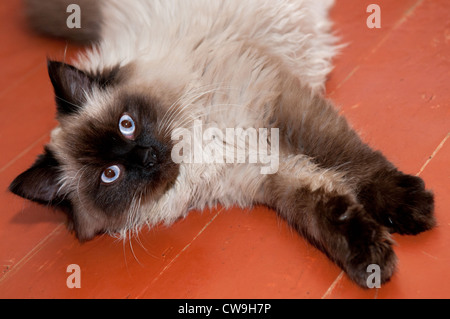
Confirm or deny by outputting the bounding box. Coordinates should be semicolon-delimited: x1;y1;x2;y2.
9;61;180;241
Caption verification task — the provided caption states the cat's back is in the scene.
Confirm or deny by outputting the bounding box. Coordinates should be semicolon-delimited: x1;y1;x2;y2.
71;0;336;91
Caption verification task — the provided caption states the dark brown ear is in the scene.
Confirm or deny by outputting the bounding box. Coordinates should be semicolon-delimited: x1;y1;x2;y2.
47;60;93;116
47;60;124;117
9;147;70;210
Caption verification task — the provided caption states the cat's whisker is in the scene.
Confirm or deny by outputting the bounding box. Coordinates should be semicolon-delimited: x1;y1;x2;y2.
118;194;142;266
162;101;233;139
122;191;147;265
63;42;69;64
164;88;250;137
58;164;91;214
132;230;149;254
165;102;260;139
158;83;233;134
125;194;138;235
162;88;222;133
75;166;92;213
124;188;147;241
161;86;238;136
172;100;261;127
128;230;143;266
159;83;226;130
122;235;130;273
55;95;83;111
159;83;215;129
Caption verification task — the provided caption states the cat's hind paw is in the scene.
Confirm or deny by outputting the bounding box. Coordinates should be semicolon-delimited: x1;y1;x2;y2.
344;232;397;289
318;195;397;288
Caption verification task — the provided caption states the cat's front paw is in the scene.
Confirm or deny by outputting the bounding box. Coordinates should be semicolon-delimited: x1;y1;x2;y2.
359;171;436;235
388;174;436;235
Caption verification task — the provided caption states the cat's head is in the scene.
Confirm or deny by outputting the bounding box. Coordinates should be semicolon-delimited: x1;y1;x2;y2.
9;60;180;241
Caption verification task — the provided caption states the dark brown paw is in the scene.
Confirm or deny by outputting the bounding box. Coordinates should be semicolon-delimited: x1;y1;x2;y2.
318;195;397;288
340;204;396;288
358;171;436;235
344;228;397;288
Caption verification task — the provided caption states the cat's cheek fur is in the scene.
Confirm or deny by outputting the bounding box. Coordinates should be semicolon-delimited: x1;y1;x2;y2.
68;205;106;242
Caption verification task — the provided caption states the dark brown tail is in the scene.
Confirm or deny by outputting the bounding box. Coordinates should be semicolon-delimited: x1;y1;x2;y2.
23;0;102;43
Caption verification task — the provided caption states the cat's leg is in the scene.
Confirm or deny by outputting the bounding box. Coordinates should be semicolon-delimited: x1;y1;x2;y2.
270;77;436;235
259;156;396;287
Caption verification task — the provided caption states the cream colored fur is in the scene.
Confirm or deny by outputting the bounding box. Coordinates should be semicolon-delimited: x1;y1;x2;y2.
50;0;344;238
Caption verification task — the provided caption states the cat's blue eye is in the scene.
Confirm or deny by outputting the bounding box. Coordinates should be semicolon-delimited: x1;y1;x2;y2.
119;113;135;139
101;165;121;184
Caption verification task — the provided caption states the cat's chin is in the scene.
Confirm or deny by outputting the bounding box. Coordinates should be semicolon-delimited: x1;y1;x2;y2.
67;170;180;242
66;209;134;242
62;204;110;242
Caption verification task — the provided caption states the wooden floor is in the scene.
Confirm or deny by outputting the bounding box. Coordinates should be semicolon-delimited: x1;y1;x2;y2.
0;0;449;299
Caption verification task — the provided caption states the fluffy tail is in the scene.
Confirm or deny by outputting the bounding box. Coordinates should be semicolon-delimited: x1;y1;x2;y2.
23;0;102;43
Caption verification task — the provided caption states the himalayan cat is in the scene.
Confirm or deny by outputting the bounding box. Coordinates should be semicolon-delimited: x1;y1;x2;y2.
10;0;435;288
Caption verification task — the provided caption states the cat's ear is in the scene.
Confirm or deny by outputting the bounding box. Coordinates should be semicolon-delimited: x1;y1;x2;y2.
47;60;93;116
9;147;65;207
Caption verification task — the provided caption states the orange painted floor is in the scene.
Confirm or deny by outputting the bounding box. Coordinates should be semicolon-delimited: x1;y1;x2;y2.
0;0;449;299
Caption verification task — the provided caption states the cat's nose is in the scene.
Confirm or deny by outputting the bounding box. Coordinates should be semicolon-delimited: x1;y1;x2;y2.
134;146;158;167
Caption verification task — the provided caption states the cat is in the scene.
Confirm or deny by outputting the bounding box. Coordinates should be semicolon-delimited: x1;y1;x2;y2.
10;0;436;288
